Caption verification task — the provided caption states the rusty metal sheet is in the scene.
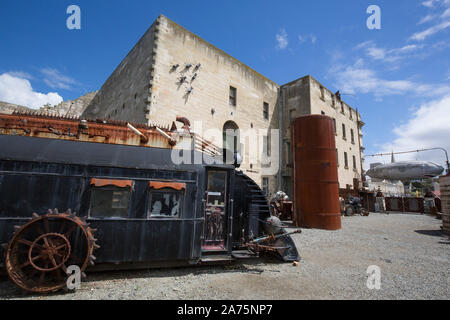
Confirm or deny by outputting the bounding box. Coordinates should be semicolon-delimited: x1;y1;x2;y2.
291;115;341;230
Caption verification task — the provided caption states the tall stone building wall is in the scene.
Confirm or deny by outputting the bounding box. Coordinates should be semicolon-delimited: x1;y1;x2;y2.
279;76;364;193
151;15;280;188
308;77;364;190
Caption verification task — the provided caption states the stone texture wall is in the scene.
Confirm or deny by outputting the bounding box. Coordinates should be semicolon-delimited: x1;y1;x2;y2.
0;101;30;114
279;76;363;193
308;77;363;189
148;15;280;193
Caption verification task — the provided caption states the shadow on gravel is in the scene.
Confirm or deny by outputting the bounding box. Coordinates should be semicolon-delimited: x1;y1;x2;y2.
0;258;284;299
414;229;445;237
83;259;280;283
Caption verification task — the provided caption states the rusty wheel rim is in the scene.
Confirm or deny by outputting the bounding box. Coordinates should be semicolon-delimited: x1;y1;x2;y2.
5;211;96;294
28;233;71;272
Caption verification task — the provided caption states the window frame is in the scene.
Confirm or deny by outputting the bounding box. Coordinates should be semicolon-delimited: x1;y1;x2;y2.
262;177;269;196
229;86;237;107
147;187;184;219
89;185;132;219
344;152;349;169
263;102;269;120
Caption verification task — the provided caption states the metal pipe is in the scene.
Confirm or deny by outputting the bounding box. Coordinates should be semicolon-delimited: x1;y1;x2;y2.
126;123;149;143
155;127;176;145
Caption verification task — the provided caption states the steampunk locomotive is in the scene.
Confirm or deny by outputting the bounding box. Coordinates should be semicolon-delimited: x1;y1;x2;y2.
0;112;299;294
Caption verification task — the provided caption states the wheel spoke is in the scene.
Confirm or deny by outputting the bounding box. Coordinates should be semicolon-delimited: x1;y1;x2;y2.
54;244;67;251
19;254;44;268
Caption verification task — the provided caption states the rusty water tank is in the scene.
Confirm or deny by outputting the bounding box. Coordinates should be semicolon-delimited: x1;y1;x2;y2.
439;174;450;234
291;115;341;230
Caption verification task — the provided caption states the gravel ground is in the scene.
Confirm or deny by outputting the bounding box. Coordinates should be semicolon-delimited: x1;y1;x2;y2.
0;212;448;300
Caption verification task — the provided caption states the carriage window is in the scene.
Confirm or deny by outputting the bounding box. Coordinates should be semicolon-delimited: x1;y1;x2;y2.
147;182;186;218
89;179;133;218
148;189;183;218
90;187;131;218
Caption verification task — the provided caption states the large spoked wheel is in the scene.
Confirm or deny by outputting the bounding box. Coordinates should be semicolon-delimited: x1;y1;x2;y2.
4;209;98;294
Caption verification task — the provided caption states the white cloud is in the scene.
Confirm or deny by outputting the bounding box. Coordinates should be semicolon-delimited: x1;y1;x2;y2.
298;34;317;44
410;20;450;41
6;71;33;80
0;73;63;109
276;29;288;50
41;68;77;90
332;59;450;98
369;95;450;169
418;14;435;24
356;41;423;62
413;1;450;41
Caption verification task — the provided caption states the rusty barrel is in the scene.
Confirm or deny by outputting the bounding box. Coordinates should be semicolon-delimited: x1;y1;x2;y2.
439;175;450;234
291;115;341;230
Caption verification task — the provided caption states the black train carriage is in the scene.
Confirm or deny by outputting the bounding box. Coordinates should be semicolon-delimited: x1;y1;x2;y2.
0;134;299;293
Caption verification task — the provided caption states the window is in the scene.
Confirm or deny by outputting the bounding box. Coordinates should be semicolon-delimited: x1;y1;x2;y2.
349;108;353;119
353;155;357;170
263;134;271;156
321;111;325;115
336;149;339;167
351;129;355;144
89;179;133;218
344;152;349;169
229;86;237;106
148;188;183;218
263;102;269;120
331;95;336;108
341;102;345;114
262;178;269;196
148;182;185;218
320;86;325;100
333;118;337;135
342;124;346;140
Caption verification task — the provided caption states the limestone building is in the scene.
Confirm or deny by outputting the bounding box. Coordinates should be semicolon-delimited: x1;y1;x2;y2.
82;14;365;198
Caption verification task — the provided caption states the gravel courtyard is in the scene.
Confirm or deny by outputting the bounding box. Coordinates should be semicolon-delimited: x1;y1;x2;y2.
1;212;448;300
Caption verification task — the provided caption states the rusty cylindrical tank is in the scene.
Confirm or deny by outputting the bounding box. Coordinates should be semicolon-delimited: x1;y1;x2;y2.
439;174;450;234
291;115;341;230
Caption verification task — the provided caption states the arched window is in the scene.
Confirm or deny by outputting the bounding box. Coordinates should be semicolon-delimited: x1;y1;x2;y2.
223;121;240;164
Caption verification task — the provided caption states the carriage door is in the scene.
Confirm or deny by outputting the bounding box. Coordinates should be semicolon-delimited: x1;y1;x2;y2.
202;170;228;252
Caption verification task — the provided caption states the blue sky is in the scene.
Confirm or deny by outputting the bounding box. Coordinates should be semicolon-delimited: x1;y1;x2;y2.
1;0;449;168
